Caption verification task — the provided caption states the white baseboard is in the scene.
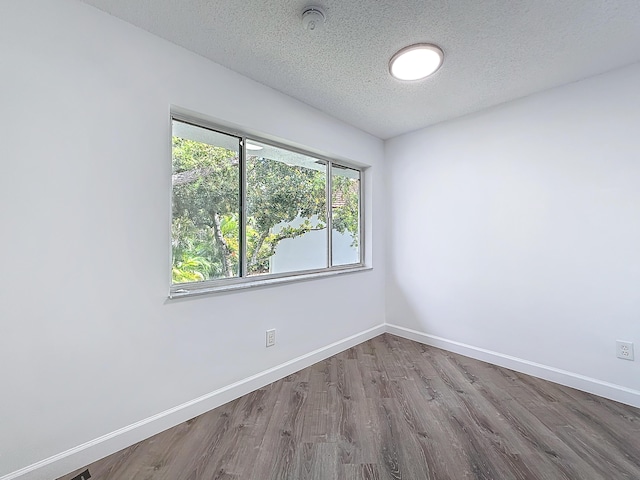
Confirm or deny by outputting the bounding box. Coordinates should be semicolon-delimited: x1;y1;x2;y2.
2;324;385;480
386;324;640;409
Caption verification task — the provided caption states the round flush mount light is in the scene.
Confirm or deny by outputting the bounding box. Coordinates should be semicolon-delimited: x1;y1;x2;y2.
389;43;444;81
302;7;325;31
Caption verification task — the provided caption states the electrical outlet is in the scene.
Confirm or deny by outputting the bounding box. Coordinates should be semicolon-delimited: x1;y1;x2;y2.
616;341;634;361
266;329;276;347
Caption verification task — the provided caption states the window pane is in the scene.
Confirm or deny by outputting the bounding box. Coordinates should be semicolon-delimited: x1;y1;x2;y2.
246;141;327;276
332;166;360;266
171;120;240;283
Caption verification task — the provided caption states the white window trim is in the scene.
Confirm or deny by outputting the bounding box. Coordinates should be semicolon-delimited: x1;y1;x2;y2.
169;112;367;298
169;266;372;299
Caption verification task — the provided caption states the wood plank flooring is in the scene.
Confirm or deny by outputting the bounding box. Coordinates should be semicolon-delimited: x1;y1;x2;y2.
58;334;640;480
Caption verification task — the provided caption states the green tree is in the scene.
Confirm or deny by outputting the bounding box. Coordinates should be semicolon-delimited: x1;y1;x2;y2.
245;156;326;274
331;172;360;247
172;137;239;280
171;137;360;283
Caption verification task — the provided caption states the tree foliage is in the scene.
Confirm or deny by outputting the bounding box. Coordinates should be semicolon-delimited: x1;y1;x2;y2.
332;172;360;247
171;137;359;283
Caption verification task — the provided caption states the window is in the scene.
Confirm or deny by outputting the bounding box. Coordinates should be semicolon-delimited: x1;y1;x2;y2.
170;115;363;296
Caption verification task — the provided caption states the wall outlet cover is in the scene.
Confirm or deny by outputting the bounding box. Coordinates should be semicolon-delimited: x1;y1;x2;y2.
616;340;634;361
266;329;276;347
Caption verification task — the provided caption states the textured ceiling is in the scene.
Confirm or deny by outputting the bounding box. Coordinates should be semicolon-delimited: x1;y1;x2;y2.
81;0;640;139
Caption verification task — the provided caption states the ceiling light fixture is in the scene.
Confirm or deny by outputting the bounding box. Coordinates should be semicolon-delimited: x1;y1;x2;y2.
246;142;263;151
389;43;444;81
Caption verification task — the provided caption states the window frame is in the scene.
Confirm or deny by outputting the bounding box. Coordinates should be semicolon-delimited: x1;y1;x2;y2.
169;112;366;298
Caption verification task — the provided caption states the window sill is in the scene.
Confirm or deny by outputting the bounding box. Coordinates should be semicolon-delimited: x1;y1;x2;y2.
168;265;372;299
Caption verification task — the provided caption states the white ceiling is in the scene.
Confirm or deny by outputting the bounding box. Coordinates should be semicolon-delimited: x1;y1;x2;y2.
81;0;640;139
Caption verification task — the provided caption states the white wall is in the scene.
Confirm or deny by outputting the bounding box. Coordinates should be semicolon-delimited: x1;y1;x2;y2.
386;63;640;404
270;217;360;273
270;216;328;273
0;1;385;477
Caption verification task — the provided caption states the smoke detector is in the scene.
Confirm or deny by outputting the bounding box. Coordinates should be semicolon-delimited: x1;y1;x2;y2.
302;7;325;31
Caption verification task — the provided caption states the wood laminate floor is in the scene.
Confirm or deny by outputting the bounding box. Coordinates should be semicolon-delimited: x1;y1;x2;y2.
58;334;640;480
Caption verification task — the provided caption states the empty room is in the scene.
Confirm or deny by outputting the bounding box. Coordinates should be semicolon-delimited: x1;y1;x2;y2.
1;1;639;479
